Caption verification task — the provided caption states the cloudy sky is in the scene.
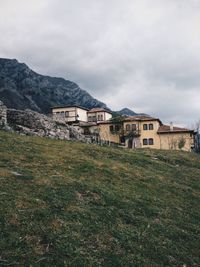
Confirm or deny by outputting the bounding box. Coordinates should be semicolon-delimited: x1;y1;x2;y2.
1;0;200;126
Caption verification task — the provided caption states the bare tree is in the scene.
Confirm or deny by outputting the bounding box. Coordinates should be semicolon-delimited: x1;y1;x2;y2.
194;120;200;153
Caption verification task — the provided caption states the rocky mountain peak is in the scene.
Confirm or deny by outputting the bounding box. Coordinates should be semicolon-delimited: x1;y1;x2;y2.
0;58;108;114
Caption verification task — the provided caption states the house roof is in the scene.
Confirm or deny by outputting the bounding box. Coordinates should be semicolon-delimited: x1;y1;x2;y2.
79;122;98;127
51;105;89;111
157;125;194;134
124;115;162;124
87;108;112;114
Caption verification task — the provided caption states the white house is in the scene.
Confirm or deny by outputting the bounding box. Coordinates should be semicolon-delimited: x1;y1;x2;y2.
51;105;89;123
87;108;112;122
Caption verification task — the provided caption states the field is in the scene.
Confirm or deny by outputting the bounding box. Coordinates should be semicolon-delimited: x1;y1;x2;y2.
0;131;200;266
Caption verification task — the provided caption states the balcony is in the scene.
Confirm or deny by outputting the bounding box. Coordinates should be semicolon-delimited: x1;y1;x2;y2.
122;129;141;137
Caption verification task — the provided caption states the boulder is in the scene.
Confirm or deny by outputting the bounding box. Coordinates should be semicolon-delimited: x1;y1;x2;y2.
0;100;7;127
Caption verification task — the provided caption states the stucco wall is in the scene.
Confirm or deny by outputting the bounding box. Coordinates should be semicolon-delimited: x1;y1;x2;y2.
88;111;112;122
139;121;161;148
99;124;120;143
52;107;87;122
158;132;194;151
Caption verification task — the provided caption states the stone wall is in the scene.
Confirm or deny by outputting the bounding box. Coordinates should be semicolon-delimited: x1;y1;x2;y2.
0;101;85;141
0;101;7;127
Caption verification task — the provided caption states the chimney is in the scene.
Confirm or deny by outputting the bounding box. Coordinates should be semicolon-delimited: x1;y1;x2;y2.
170;122;173;131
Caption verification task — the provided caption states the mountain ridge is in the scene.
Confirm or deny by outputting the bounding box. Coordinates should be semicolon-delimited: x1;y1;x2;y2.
0;58;109;114
0;58;139;116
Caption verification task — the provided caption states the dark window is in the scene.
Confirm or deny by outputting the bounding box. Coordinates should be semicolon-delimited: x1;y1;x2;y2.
143;124;148;130
115;125;121;132
65;111;69;117
126;124;131;131
149;138;154;145
110;125;114;132
149;124;154;130
98;115;101;121
101;114;103;121
61;111;65;118
92;116;96;122
143;139;148;145
88;116;92;122
120;136;125;143
132;124;137;130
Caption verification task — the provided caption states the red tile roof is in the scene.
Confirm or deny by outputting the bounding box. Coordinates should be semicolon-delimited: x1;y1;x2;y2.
157;125;194;134
87;108;112;114
124;115;161;123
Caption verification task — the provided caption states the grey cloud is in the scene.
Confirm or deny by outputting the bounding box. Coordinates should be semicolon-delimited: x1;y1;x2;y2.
0;0;200;126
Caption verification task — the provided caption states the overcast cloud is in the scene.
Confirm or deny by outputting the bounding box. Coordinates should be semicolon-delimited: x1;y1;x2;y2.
0;0;200;126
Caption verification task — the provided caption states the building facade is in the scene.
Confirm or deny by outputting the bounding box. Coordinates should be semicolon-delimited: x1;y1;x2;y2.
51;106;88;123
87;108;112;122
51;106;195;152
96;116;195;152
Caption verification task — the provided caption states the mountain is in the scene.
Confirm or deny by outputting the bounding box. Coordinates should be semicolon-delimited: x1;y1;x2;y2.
117;108;138;116
0;58;108;114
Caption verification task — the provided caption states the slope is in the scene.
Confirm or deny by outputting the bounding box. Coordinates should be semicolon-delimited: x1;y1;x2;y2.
0;131;200;266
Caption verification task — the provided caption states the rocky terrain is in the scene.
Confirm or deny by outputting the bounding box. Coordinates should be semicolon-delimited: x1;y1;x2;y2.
0;58;140;117
0;58;108;114
0;100;84;141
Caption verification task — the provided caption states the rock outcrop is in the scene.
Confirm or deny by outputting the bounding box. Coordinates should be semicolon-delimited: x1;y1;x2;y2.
0;101;85;141
0;100;7;126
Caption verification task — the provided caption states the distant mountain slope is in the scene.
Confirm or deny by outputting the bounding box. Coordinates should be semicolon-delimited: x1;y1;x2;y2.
117;108;138;116
0;58;108;114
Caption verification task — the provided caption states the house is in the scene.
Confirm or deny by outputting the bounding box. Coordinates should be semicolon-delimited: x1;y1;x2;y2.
51;105;89;123
93;115;195;151
51;105;195;151
87;108;112;122
157;124;195;151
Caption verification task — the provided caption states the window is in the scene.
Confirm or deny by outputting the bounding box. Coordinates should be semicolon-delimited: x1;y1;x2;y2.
61;111;65;118
92;116;96;122
143;138;148;145
101;114;103;121
65;111;69;117
88;116;92;122
132;124;137;131
110;125;114;132
143;124;148;130
126;124;131;131
115;125;121;132
149;138;154;145
98;115;101;121
149;124;154;130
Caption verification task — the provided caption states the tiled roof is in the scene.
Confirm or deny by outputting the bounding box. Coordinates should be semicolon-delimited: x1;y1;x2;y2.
124;115;161;122
79;122;97;127
157;125;194;133
87;108;112;114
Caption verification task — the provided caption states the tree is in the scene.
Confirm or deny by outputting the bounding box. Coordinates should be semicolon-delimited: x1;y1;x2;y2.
178;136;186;150
194;120;200;153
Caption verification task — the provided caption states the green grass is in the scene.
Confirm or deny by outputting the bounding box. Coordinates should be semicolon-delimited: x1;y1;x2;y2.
0;130;200;267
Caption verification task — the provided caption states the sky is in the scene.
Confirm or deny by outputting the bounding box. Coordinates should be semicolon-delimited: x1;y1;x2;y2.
0;0;200;127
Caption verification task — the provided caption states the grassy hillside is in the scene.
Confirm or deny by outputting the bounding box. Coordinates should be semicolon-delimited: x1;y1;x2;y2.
0;131;200;267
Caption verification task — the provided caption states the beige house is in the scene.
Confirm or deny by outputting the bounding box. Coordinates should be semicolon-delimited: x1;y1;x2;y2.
51;105;88;123
87;108;112;122
92;116;195;152
51;105;195;152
